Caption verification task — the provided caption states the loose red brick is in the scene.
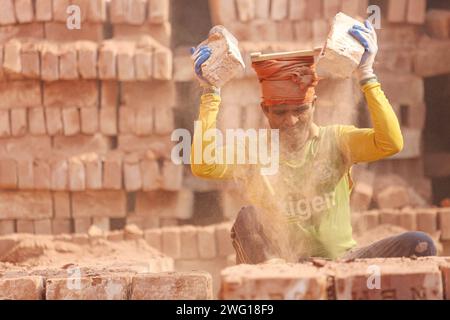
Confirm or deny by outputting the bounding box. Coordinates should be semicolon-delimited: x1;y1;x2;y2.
0;158;17;189
72;191;126;218
77;41;98;79
46;275;131;300
98;41;117;80
17;158;34;189
0;219;14;234
102;152;123;190
148;0;169;23
0;110;10;137
0;0;16;25
35;0;53;22
144;228;162;251
131;272;212;300
62;107;81;136
44;81;98;108
220;264;328;299
123;153;142;191
50;159;68;190
80;107;99;134
0;80;41;109
51;218;72;234
82;153;102;190
335;258;443;300
134;106;153;136
0;191;52;219
20;41;40;79
416;208;438;234
34;219;52;234
0;276;44;300
119;106;136;134
59;43;79;80
160;160;182;191
10;108;27;137
406;0;426;24
99;107;118;136
28;107;47;135
41;42;59;81
68;158;85;191
53;191;71;218
45;107;63;136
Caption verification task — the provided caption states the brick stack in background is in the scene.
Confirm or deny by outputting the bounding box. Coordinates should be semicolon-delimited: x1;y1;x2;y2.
0;0;191;236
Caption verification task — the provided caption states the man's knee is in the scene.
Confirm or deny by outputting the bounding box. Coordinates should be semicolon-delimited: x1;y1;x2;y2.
398;231;437;256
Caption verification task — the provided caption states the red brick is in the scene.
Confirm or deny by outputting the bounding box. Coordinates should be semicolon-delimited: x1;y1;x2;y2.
44;81;98;108
387;0;407;23
121;80;176;109
52;0;70;22
255;0;270;19
134;49;153;80
34;219;52;234
0;44;3;80
83;153;102;190
406;0;427;24
439;260;450;300
416;208;438;234
144;229;162;251
276;20;295;42
220;264;328;299
160;160;182;191
312;19;328;48
123;153;142;191
306;0;322;20
41;42;59;81
110;0;128;23
0;276;44;300
0;80;41;109
0;191;52;219
103;152;123;190
148;0;169;23
215;223;234;257
53;134;111;155
289;0;306;20
16;219;34;233
293;21;313;46
0;23;44;43
72;191;126;217
140;153;159;191
179;225;198;259
235;0;255;22
153;107;174;135
92;217;110;232
62;107;81;136
0;110;10;137
359;210;380;231
45;107;63;136
117;134;172;154
98;41;117;80
135;106;153;136
10;108;27;136
197;226;217;259
73;217;91;233
439;208;450;240
209;0;236;25
323;0;341;19
53;191;71;218
113;22;171;48
161;227;181;258
17;158;34;189
77;41;98;79
335;258;443;299
153;46;172;80
135;190;193;219
35;0;53;22
68;158;85;191
0;158;17;188
425;10;450;39
70;0;90;22
414;38;450;77
46;275;131;300
0;0;16;25
3;40;21;76
101;81;119;109
59;43;79;80
398;208;417;230
51;219;72;234
20;41;40;78
44;22;104;42
131;272;212;300
87;0;107;22
28;107;47;135
380;209;401;226
99;108;117;136
80;107;99;134
33;159;51;190
341;0;361;17
0;219;14;234
117;43;136;81
119;107;136;134
0;136;51;158
126;0;146;25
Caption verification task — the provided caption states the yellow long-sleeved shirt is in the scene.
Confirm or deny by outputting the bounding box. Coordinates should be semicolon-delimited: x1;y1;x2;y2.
190;82;403;259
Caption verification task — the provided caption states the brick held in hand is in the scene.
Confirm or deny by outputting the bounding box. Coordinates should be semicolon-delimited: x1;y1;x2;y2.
198;25;245;88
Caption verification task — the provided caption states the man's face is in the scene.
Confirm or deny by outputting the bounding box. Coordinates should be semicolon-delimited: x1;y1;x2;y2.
262;102;315;143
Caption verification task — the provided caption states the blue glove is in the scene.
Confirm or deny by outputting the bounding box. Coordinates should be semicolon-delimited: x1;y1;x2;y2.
348;20;378;82
190;45;213;87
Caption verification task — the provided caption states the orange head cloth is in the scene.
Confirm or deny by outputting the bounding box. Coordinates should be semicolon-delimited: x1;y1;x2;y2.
252;56;319;107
